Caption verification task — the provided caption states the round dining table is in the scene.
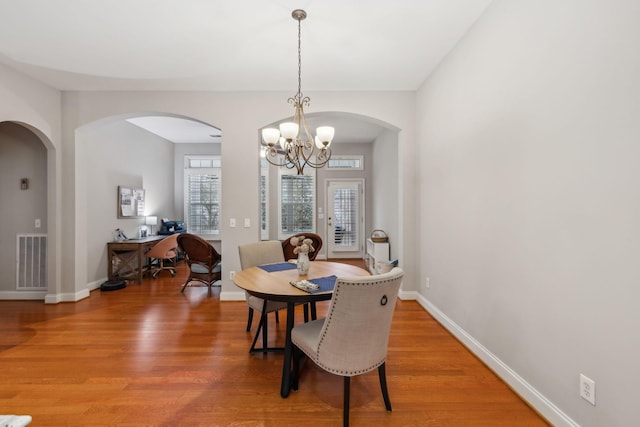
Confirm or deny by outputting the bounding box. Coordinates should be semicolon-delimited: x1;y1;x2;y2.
233;260;370;397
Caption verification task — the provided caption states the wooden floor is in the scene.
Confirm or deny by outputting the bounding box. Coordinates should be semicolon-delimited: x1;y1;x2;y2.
0;260;549;426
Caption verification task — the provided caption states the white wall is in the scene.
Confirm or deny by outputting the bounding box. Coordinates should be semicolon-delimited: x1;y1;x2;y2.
77;119;175;286
0;62;61;301
416;0;640;425
0;122;47;293
60;90;415;301
371;128;401;265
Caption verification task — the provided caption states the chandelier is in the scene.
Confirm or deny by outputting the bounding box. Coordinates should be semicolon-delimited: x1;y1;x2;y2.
261;9;335;175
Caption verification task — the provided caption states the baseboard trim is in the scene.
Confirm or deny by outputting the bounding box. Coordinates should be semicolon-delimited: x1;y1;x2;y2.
221;290;246;301
44;289;90;304
0;290;47;300
398;289;418;301
416;293;578;427
88;278;106;291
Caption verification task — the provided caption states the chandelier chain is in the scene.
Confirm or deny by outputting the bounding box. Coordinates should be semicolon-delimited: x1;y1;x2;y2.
297;16;302;99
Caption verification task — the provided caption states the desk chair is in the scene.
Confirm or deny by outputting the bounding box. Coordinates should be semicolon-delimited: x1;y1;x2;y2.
177;233;222;295
291;268;404;427
145;234;179;279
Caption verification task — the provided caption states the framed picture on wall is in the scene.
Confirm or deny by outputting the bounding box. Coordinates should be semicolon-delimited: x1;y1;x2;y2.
118;186;145;218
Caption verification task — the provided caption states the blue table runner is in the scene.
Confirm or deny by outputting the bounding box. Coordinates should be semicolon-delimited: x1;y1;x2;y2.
258;262;298;273
307;275;338;293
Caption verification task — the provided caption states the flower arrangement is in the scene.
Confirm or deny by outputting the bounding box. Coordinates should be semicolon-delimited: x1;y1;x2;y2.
290;235;315;255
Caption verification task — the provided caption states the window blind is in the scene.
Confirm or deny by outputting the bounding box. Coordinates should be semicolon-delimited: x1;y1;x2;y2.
186;173;220;234
280;174;314;234
332;188;357;246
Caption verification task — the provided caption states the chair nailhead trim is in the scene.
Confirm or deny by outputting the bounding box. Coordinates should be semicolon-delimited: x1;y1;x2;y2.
312;277;396;375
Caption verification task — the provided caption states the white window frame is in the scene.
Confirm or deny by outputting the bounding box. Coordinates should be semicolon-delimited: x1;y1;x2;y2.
184;155;221;236
277;167;316;240
260;158;269;241
327;155;364;171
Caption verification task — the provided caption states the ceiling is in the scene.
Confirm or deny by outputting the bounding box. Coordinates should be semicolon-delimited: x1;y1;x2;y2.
126;116;221;143
0;0;492;142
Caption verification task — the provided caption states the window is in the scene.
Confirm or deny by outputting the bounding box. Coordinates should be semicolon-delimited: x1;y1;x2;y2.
184;156;221;234
278;167;316;239
260;158;269;240
327;155;364;170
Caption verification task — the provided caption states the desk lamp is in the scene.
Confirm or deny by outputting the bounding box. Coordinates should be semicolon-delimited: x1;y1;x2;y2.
145;216;158;235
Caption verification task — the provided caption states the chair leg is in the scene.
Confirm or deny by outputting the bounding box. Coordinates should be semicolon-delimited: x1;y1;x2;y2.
292;345;301;391
246;308;254;331
303;303;309;322
343;376;351;427
378;362;392;412
249;314;264;353
180;274;192;293
275;310;280;323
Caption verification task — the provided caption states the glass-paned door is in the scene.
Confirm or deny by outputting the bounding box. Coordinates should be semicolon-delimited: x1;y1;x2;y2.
327;180;363;258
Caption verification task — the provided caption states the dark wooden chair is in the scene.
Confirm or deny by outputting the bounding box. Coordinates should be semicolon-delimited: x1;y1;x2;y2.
282;233;323;261
177;233;222;295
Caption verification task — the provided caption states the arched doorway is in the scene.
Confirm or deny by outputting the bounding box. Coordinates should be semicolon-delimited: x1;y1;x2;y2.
0;121;50;300
74;113;221;292
258;111;400;261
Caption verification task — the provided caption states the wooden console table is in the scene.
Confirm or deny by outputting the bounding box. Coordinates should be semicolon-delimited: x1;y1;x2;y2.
107;236;165;283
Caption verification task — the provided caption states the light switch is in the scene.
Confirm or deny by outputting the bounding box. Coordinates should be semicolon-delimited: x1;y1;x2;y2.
230;218;236;228
244;218;251;228
35;219;41;228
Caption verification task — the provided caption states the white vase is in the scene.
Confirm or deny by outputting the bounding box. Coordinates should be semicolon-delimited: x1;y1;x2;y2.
297;252;310;276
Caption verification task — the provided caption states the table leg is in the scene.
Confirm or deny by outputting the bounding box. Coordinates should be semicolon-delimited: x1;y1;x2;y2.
137;246;144;284
108;248;114;281
280;301;296;398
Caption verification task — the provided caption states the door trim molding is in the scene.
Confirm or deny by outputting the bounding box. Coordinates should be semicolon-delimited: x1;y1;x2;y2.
324;178;365;259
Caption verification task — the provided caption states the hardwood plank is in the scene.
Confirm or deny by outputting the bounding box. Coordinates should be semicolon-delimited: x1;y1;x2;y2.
0;260;549;426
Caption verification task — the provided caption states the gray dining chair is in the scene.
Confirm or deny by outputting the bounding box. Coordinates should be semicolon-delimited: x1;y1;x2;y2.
238;240;289;353
291;267;404;427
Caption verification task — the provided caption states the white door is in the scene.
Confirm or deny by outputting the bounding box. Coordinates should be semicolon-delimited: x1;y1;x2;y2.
326;180;364;258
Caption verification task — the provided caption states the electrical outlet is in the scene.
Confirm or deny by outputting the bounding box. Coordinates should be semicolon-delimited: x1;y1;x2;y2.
35;219;41;228
425;277;430;289
244;218;251;228
229;271;236;281
229;218;236;228
580;373;595;405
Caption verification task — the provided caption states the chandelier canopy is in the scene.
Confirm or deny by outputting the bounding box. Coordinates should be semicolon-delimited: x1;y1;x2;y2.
261;9;335;175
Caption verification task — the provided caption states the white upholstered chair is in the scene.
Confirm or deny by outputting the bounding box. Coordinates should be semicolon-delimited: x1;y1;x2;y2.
291;267;404;427
238;240;288;353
